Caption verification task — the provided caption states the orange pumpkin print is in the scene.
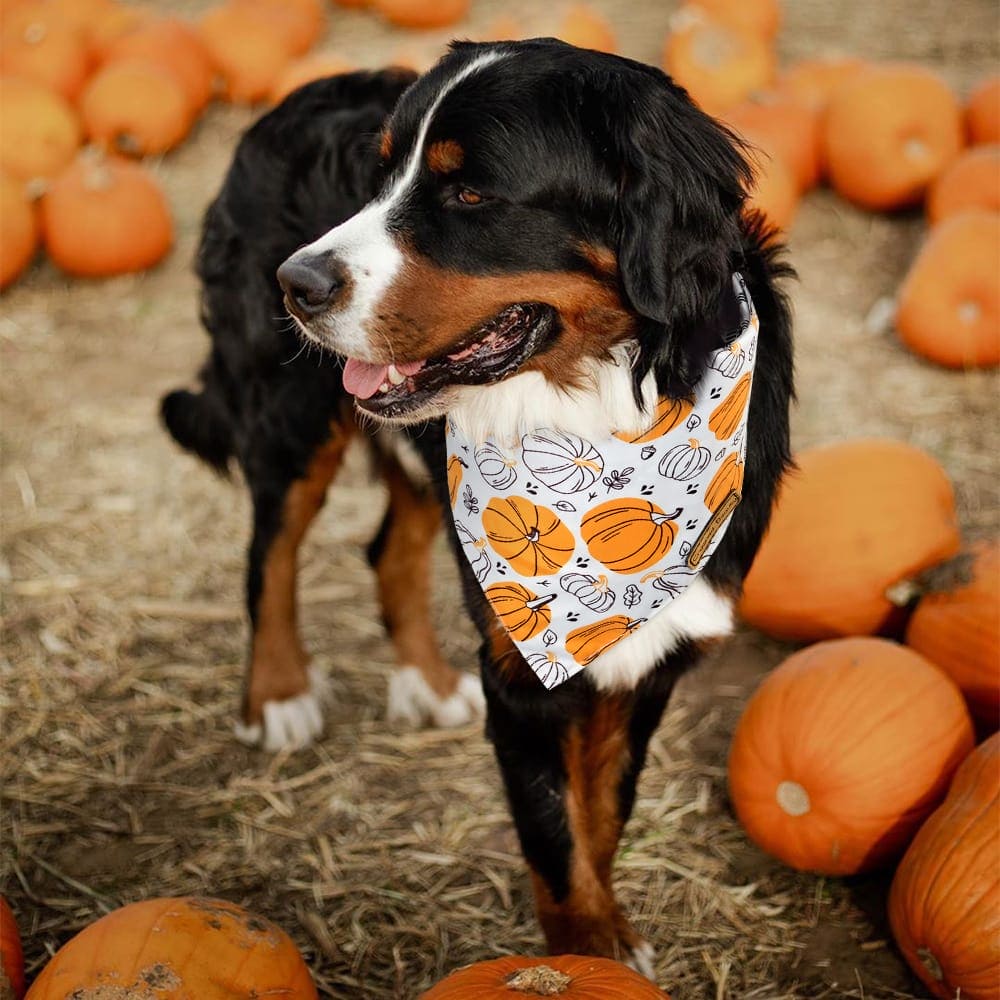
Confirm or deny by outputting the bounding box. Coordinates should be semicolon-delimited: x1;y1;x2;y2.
705;453;745;511
709;371;752;440
485;582;555;641
483;496;574;576
566;615;644;665
581;499;680;575
615;396;694;443
447;454;464;505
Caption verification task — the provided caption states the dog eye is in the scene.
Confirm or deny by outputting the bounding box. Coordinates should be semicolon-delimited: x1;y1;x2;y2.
456;187;485;206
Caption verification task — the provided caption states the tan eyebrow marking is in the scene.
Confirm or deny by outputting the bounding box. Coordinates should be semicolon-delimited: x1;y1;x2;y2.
379;130;393;160
426;139;465;174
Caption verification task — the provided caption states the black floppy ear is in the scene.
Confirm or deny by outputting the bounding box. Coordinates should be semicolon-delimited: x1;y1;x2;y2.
603;65;752;399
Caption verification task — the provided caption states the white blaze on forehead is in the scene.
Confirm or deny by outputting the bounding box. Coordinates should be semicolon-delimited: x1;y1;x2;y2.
292;51;506;360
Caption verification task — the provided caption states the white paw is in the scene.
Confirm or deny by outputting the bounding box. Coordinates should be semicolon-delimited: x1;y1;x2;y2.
233;666;329;751
625;940;656;981
386;666;485;728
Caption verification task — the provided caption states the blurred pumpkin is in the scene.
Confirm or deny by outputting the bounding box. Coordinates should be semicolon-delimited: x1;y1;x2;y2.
896;209;999;369
777;54;865;112
889;733;1000;999
483;496;574;576
663;10;776;117
740;438;962;640
685;0;779;41
822;63;964;211
0;896;25;1000
0;170;38;289
566;615;643;665
81;59;193;156
24;897;317;999
485;582;555;641
86;1;152;61
372;0;468;30
581;498;680;575
16;0;120;59
233;0;325;57
41;150;173;277
557;4;616;54
269;52;354;103
0;5;89;100
0;76;81;186
966;74;1000;145
906;540;1000;728
728;637;975;875
925;144;1000;222
744;148;798;232
481;15;523;41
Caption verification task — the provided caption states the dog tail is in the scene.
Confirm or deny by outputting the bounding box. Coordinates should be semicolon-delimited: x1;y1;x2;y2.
160;385;235;474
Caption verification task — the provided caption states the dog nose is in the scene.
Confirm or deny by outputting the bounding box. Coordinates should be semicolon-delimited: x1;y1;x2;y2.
277;255;344;317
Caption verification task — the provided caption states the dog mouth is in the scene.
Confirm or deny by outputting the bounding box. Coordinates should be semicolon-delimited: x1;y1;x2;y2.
342;303;557;419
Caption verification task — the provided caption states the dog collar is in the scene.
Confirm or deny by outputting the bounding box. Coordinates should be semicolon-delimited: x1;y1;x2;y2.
446;273;758;689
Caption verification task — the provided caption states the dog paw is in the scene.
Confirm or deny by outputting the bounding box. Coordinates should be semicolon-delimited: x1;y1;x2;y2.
625;940;657;981
387;666;485;728
234;666;329;751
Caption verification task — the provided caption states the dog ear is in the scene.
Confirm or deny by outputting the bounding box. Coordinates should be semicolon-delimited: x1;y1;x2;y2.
600;65;752;399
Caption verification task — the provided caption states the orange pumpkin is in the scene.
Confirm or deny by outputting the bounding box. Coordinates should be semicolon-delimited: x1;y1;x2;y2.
614;396;693;444
1;170;38;289
420;955;671;999
906;540;1000;729
270;52;354;103
581;498;679;575
777;55;866;113
485;582;555;642
0;5;90;101
557;4;616;54
0;76;81;186
744;150;798;232
822;63;964;211
663;11;776;117
708;370;752;439
480;15;523;41
889;733;999;999
896;210;1000;369
705;452;744;512
41;151;173;277
740;439;962;641
372;0;469;30
566;615;643;665
86;1;152;62
685;0;780;41
728;638;975;875
926;144;1000;223
0;897;25;1000
966;74;1000;145
81;59;194;156
447;454;464;506
233;0;325;57
483;496;574;576
24;897;317;999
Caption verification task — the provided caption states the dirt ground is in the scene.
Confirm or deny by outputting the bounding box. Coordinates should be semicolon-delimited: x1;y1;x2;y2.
2;0;998;997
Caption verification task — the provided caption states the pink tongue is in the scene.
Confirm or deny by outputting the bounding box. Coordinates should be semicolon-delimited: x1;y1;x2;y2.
342;357;426;399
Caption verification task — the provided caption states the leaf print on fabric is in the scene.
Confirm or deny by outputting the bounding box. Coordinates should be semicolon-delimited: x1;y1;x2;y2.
658;439;711;481
559;572;616;612
521;430;604;494
527;651;570;689
542;628;557;647
553;500;577;513
602;467;634;492
462;483;479;515
483;496;575;576
475;441;518;490
622;583;642;608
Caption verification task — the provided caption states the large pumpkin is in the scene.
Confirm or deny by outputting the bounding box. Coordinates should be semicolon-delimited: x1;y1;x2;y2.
614;396;693;443
906;540;1000;728
1;897;25;1000
485;582;555;641
566;615;643;665
522;431;603;494
581;498;680;575
25;897;317;999
420;955;671;999
708;370;753;440
888;733;999;999
728;638;975;875
483;496;575;576
740;439;962;640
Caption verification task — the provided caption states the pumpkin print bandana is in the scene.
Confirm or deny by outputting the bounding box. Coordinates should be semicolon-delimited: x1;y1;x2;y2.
446;273;758;689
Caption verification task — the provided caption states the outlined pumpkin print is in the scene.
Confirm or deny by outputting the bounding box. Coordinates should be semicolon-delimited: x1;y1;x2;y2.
708;340;745;377
527;651;570;689
658;438;711;480
455;521;492;584
522;430;604;493
640;565;698;596
559;572;616;612
485;582;555;641
447;454;465;505
566;615;644;665
709;371;752;440
705;452;745;511
614;395;694;444
483;496;575;576
581;498;681;574
475;441;517;490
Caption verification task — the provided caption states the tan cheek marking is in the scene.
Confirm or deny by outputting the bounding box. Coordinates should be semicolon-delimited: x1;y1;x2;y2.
379;130;393;161
426;139;464;174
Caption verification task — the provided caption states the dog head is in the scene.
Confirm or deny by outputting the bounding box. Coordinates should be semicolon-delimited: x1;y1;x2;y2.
278;39;752;423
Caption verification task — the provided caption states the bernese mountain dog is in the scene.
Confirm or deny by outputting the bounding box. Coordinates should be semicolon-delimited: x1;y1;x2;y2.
163;39;793;972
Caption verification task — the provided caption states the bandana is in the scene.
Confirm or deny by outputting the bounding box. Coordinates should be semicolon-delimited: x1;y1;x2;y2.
446;273;758;689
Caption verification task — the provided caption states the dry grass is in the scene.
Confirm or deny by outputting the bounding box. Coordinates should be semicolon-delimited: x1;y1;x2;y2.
2;0;998;997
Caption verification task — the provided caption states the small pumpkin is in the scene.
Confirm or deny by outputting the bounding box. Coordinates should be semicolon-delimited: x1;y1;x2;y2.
728;637;975;875
888;733;999;1000
525;652;571;690
557;4;616;54
658;438;711;481
86;2;152;62
475;440;517;490
686;0;780;40
705;452;744;512
966;74;1000;145
420;955;671;998
447;454;464;505
906;540;1000;728
0;896;25;1000
614;396;693;443
740;439;962;640
372;0;469;30
1;171;38;290
522;430;603;494
0;76;81;187
926;145;1000;222
581;498;680;575
41;150;173;277
707;340;745;378
485;582;555;642
270;52;354;104
566;615;644;665
24;897;317;999
232;0;325;57
455;522;491;584
483;496;574;576
708;370;752;440
0;6;90;102
822;64;964;211
777;55;866;113
559;572;616;613
896;210;999;369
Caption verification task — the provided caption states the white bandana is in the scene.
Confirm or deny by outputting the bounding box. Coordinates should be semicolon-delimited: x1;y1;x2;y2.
446;273;758;689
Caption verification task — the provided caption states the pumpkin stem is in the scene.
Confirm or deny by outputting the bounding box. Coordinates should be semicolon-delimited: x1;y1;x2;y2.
525;594;556;611
776;780;811;817
917;947;944;983
640;570;665;583
651;507;683;525
573;458;602;471
885;550;975;607
504;965;573;995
